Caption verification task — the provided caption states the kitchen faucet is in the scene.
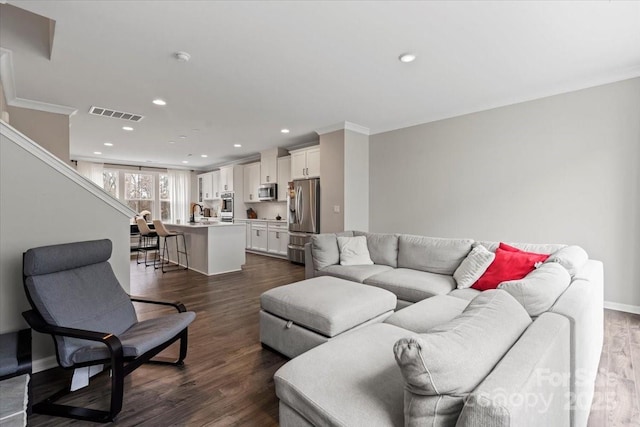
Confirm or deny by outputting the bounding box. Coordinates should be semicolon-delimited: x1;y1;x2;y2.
190;204;204;223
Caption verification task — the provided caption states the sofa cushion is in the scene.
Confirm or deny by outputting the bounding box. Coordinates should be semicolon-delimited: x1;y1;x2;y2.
545;245;589;277
448;288;481;301
364;268;456;303
453;244;495;289
354;231;399;267
477;240;566;254
472;246;550;291
316;264;393;283
393;290;531;427
310;231;354;270
384;295;469;333
337;235;373;266
398;235;473;275
498;262;571;317
275;323;408;427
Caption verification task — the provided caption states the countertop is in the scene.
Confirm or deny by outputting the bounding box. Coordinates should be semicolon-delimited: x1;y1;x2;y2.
166;222;244;228
234;218;288;223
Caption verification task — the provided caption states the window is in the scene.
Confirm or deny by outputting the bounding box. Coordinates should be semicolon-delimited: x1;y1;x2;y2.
103;170;119;199
125;173;154;214
159;174;171;221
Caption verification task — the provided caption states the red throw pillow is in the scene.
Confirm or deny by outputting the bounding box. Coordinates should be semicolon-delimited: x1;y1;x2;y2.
472;246;550;291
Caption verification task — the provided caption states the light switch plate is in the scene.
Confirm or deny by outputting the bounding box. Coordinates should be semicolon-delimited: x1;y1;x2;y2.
333;205;340;213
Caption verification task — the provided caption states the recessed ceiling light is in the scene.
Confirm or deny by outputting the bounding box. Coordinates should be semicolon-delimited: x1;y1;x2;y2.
94;151;102;155
179;135;187;139
168;141;175;144
281;128;290;134
152;99;167;106
399;53;416;63
201;154;208;158
103;142;113;147
233;144;242;148
122;126;134;131
175;51;191;62
182;160;189;164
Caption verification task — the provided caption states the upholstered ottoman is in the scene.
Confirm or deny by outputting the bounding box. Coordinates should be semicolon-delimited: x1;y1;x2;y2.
260;276;397;358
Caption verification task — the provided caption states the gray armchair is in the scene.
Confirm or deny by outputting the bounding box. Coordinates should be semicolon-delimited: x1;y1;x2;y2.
22;239;196;423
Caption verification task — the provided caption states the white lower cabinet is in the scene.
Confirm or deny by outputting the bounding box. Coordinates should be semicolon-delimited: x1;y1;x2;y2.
268;229;289;256
244;220;288;258
250;223;268;252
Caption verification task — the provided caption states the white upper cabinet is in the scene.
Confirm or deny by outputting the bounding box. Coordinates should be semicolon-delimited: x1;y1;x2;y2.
260;147;288;184
211;170;221;199
243;162;260;203
277;156;291;201
290;146;320;180
219;166;234;192
198;172;214;200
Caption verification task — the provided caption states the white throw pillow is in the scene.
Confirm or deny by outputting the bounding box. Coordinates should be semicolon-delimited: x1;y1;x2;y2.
498;262;571;317
453;245;495;289
336;236;374;266
544;245;589;276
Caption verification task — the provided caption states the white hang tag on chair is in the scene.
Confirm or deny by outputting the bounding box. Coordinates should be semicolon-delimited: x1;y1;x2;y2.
70;364;104;391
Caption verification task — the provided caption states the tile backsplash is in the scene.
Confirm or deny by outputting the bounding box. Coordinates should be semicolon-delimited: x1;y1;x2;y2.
245;201;287;220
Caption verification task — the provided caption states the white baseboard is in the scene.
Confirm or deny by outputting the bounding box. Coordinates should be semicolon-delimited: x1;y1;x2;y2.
32;355;58;373
604;301;640;315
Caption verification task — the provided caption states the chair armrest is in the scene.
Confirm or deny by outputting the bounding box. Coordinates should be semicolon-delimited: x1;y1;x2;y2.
129;296;187;313
22;310;123;358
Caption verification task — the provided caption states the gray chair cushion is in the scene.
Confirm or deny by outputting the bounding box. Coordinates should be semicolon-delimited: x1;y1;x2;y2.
23;239;112;276
448;288;481;302
310;231;354;270
275;323;408;427
476;240;566;254
397;235;473;275
384;295;469;333
70;311;195;364
364;268;456;302
25;262;138;367
545;245;589;276
316;264;393;283
354;231;399;267
260;277;396;337
393;290;532;427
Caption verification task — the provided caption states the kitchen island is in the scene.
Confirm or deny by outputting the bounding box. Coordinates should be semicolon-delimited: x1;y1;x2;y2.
163;222;245;276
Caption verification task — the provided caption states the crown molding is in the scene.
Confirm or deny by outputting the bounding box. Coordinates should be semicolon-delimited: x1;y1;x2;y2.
316;121;370;136
0;48;77;116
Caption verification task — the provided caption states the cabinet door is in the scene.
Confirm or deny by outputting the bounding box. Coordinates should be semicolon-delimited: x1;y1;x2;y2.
276;231;289;255
220;166;234;192
211;170;221;199
201;173;213;200
277;156;291;201
251;225;268;251
243;163;260;202
197;176;204;203
290;151;307;180
261;153;277;184
267;230;279;254
245;222;251;249
305;147;321;178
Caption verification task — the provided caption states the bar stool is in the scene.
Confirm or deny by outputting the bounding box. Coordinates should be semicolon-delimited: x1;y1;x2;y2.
135;218;158;267
152;219;188;273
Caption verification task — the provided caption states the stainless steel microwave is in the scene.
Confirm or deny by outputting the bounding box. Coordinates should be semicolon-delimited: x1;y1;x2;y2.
258;183;277;201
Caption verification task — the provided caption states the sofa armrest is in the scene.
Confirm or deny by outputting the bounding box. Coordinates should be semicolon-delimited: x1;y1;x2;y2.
304;243;315;279
457;313;570;427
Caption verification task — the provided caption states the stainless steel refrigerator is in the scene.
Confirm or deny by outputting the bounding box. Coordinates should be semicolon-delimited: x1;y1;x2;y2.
288;178;320;264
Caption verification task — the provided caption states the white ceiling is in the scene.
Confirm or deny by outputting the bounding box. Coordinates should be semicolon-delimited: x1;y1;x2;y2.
3;1;640;171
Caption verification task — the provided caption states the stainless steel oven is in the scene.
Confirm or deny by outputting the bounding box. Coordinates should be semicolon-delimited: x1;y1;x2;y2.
221;192;234;222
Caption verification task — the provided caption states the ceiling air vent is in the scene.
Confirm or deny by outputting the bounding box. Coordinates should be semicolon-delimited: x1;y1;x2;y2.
89;106;144;122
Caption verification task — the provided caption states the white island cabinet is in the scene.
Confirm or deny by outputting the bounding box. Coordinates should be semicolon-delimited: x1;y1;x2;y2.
164;222;245;276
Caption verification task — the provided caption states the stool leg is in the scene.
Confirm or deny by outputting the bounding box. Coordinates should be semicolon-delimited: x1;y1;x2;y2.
181;233;188;270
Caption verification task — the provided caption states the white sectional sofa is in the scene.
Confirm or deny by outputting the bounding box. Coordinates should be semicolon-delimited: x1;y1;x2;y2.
271;231;604;427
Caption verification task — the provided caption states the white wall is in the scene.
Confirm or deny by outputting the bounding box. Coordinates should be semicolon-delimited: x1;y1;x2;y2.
1;128;132;369
370;77;640;309
320;131;345;233
344;129;369;232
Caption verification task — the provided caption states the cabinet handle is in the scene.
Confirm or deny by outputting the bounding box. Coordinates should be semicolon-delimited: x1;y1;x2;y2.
257;230;260;237
250;194;252;200
266;175;270;182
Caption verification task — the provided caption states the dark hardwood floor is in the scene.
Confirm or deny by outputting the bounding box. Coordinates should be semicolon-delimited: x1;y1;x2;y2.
28;254;640;426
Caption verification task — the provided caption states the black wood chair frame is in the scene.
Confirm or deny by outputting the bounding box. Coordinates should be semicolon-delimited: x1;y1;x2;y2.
22;297;189;423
